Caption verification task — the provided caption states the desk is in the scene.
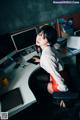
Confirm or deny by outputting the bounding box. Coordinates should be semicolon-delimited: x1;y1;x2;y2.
0;48;80;118
55;47;80;59
8;63;40;117
55;47;80;66
0;51;40;118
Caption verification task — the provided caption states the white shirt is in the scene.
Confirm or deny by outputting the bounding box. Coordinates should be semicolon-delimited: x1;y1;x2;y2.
40;46;68;92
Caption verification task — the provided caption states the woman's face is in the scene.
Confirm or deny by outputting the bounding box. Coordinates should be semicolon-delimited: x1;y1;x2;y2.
36;31;49;48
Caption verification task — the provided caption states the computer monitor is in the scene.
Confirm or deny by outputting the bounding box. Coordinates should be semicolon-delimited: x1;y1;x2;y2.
11;28;37;52
67;36;80;50
0;34;16;64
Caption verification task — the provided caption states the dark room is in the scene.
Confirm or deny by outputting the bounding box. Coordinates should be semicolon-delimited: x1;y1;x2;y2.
0;0;80;120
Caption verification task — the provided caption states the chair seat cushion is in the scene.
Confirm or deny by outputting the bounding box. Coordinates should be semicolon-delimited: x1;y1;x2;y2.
52;91;79;100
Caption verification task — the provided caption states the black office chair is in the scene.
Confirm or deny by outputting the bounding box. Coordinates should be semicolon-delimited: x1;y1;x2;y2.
53;91;79;106
52;66;80;120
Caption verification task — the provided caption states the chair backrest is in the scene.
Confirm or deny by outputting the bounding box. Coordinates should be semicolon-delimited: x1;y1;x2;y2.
60;66;75;91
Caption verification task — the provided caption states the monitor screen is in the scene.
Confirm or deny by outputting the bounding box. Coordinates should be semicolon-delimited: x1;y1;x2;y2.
0;34;16;63
67;36;80;49
11;28;37;52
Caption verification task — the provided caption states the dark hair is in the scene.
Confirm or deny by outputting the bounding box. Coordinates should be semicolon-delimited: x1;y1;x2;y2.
37;25;58;45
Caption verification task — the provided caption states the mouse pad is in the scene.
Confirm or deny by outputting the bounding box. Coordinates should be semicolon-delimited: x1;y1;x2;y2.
0;88;24;112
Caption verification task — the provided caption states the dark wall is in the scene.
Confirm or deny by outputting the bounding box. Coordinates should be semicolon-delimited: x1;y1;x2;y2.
0;0;80;35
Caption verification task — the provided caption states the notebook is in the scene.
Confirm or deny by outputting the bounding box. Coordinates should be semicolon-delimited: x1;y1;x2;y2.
0;88;24;112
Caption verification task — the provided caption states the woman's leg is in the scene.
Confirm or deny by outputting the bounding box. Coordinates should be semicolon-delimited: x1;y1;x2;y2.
28;68;52;103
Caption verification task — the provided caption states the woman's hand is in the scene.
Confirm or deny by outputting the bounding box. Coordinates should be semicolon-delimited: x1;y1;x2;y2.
32;56;40;63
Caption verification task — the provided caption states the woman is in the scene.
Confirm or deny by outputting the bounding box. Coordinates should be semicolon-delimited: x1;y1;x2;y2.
29;25;68;106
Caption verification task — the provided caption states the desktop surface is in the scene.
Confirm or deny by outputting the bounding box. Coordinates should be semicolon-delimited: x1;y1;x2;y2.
0;50;40;117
